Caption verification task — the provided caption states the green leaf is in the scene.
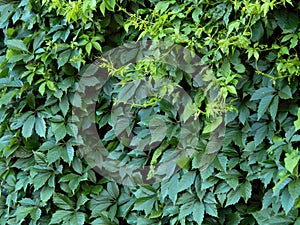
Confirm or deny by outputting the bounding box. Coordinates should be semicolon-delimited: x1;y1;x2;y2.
53;193;75;210
22;115;35;138
59;95;69;117
214;154;228;172
182;100;197;122
251;21;264;42
193;201;204;224
57;49;71;68
275;10;299;33
133;197;156;215
32;172;52;191
279;85;292;99
6;39;28;52
205;203;218;217
52;122;67;141
250;87;274;101
69;212;85;225
0;90;17;106
15;206;34;222
104;0;115;11
269;95;279;121
38;82;46;95
203;116;223;133
46;146;62;164
168;173;180;204
107;182;119;199
66;145;74;163
40;185;54;202
281;189;294;215
192;8;202;23
233;64;245;73
257;95;273;120
254;124;268;147
33;32;45;51
240;181;252;202
179;202;193;220
35;116;46;138
288;179;300;199
50;210;73;224
149;116;167;144
225;189;241;207
177;171;196;192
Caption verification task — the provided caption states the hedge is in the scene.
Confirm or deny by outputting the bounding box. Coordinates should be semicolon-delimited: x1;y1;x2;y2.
0;0;300;224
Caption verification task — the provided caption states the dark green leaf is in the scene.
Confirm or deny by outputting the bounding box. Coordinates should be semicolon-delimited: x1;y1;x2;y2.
257;95;273;120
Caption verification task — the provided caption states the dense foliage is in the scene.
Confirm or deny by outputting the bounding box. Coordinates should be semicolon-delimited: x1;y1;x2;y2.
0;0;300;224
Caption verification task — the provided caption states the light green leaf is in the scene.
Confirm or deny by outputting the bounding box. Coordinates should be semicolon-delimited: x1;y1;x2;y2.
46;80;57;91
100;1;105;15
86;42;92;56
294;108;300;131
104;0;115;11
205;203;218;217
38;82;46;95
284;148;300;174
155;1;170;14
92;41;102;52
227;85;237;95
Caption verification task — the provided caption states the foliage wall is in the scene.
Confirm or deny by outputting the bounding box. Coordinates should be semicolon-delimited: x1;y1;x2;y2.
0;0;300;224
